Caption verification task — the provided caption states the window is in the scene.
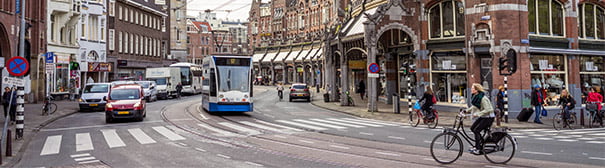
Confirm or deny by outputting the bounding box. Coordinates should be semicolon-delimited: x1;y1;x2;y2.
109;2;115;16
579;3;605;40
109;29;114;51
51;15;56;42
429;0;465;39
117;31;122;52
528;0;565;36
118;5;122;20
529;54;567;106
135;11;139;25
135;35;139;55
81;23;86;38
124;32;129;53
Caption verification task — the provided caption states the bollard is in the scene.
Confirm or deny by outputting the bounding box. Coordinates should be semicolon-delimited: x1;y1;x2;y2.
580;108;585;127
6;129;11;157
393;94;400;114
16;87;24;139
495;109;501;126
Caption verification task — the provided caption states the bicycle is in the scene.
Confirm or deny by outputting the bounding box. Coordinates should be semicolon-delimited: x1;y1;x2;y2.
552;107;576;130
42;96;58;115
278;90;283;101
345;91;354;106
586;102;603;128
430;109;517;164
409;107;438;129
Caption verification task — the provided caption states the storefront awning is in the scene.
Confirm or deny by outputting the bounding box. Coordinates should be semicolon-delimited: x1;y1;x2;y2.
297;48;314;62
273;51;289;63
528;47;605;56
261;52;278;63
285;50;302;63
312;48;324;61
253;53;266;63
344;7;378;37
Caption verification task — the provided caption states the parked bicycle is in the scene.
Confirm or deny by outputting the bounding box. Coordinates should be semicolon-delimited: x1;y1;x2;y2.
586;102;603;128
409;107;438;129
552;107;577;130
42;96;58;115
430;109;517;164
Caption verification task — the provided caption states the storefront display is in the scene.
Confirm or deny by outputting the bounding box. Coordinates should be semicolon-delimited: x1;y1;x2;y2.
430;52;467;104
530;54;567;106
579;56;605;102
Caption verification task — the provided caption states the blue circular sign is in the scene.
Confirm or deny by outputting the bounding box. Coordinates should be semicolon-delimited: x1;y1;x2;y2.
368;63;380;73
7;57;29;76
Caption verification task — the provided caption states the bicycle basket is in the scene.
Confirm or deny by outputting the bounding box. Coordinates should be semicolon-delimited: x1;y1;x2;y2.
587;103;598;111
486;128;508;143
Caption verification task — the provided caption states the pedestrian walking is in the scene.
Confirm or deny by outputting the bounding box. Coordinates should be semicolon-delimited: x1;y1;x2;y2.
495;85;505;119
531;84;545;124
358;80;366;100
2;87;10;119
176;82;183;99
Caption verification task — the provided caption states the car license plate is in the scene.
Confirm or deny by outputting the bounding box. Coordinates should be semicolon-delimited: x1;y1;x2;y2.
298;94;303;96
89;104;98;107
117;111;129;115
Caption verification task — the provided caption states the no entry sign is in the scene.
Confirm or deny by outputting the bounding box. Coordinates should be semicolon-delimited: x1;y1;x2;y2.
6;57;29;76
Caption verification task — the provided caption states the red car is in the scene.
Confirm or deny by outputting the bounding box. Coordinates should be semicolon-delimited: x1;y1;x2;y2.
104;84;146;123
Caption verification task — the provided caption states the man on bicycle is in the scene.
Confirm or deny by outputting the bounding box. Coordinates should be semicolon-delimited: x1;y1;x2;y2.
466;83;495;155
276;83;284;99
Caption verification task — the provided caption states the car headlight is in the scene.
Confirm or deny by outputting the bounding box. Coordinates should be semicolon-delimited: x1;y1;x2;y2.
106;103;113;108
78;98;85;102
134;102;141;108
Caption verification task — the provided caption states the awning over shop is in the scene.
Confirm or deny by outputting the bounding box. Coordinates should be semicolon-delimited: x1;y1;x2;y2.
261;52;278;63
273;51;289;63
296;48;314;62
285;50;302;63
344;7;378;37
312;48;323;61
253;53;266;63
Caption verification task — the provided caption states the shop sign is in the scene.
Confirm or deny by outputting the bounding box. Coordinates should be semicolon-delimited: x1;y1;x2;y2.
117;60;128;67
297;67;303;72
56;54;70;64
88;62;113;72
349;60;366;69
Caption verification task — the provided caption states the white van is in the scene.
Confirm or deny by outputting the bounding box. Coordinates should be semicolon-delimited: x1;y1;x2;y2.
79;83;111;112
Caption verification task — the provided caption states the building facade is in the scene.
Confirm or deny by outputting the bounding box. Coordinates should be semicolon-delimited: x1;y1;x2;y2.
186;19;213;64
78;0;108;90
168;0;187;61
1;0;46;102
106;0;168;81
250;0;605;116
47;0;81;98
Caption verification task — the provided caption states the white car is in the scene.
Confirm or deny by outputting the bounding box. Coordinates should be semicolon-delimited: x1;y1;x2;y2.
135;81;158;102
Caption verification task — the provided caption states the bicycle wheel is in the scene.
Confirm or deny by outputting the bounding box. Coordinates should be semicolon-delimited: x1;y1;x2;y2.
552;113;563;131
567;115;577;130
427;110;438;129
588;111;595;128
483;134;516;164
430;132;463;164
409;110;420;127
48;103;58;114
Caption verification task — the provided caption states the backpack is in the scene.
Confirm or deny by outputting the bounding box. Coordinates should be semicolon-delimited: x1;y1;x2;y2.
432;95;437;104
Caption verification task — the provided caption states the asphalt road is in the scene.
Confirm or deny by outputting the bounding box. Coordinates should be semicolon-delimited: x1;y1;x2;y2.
14;87;605;167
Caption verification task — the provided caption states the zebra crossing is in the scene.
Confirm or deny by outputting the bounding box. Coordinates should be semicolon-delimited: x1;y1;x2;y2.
508;127;605;144
39;126;185;156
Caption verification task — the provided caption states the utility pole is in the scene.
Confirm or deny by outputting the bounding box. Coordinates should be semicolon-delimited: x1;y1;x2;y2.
16;0;27;139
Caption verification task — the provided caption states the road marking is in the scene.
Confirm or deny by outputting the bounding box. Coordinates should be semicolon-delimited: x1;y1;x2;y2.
40;120;167;132
239;121;286;133
245;161;264;167
263;114;276;118
534;137;554;140
76;133;94;152
326;118;382;127
79;160;100;164
557;139;578;142
128;128;157;144
423;140;432;144
578;137;597;141
70;153;91;158
219;122;262;135
514;136;529;138
517;129;548;132
552;136;573;139
196;105;208;120
217;154;231;159
344;118;398;126
589;157;605;161
485;165;506;168
255;120;302;131
101;129;126;148
293;119;347;129
276;120;328;131
387;136;406;140
588;133;605;136
273;135;287;139
153;126;186;141
586;141;605;144
521;151;552;156
195;147;206;152
40;135;62;155
197;123;239;137
74;156;96;162
298;140;315;144
375;152;400;156
309;118;365;128
329;145;350;149
359;132;374;136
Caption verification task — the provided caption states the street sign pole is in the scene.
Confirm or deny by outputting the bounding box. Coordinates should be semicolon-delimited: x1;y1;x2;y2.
16;0;26;139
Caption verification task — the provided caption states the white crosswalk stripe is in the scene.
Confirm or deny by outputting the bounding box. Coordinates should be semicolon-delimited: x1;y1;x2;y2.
218;122;262;135
326;118;383;127
197;123;239;137
128;128;157;144
293;119;347;129
239;121;291;133
509;128;605;144
101;129;126;148
153;126;186;141
75;133;94;152
276;120;328;130
343;118;399;126
309;118;366;128
40;135;62;156
255;119;303;131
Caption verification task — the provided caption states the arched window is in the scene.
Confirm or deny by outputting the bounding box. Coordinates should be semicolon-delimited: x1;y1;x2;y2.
528;0;565;36
579;3;605;40
429;1;465;39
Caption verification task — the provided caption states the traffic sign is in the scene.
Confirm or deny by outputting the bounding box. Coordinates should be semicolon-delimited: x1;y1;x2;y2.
46;63;55;71
368;73;379;78
3;76;24;86
45;52;54;63
6;57;29;76
368;63;380;73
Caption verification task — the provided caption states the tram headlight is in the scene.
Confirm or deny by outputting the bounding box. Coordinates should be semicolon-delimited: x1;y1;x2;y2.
243;94;249;98
218;94;224;98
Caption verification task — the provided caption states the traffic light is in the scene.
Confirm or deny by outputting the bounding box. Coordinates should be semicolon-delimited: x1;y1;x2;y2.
499;50;517;75
499;57;509;71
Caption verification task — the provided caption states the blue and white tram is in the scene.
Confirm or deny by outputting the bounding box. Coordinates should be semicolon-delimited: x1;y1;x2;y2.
169;62;203;95
201;56;253;112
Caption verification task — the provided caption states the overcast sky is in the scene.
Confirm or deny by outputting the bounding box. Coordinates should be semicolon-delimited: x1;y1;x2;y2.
187;0;252;22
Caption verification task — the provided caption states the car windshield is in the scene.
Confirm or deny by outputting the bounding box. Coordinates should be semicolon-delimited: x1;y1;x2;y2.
136;82;150;88
292;85;307;89
152;78;166;85
83;84;109;93
109;89;140;100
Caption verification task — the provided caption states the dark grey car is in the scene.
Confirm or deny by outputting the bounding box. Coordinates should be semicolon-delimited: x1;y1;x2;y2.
289;83;311;102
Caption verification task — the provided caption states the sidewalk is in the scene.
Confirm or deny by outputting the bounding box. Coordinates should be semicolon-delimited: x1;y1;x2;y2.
0;100;79;167
308;88;556;130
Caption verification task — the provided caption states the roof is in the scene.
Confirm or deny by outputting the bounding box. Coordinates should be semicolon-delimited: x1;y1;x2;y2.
111;84;142;89
192;21;212;32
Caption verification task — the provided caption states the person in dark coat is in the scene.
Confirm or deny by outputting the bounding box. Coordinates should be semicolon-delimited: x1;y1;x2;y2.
2;87;10;119
495;85;505;119
358;80;366;100
418;86;435;119
531;85;545;124
7;87;16;123
558;89;575;121
176;82;183;99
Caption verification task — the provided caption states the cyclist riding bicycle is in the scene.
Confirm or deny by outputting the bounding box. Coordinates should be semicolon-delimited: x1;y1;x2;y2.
466;83;495;155
557;89;575;122
418;86;435;120
276;83;284;99
586;86;603;126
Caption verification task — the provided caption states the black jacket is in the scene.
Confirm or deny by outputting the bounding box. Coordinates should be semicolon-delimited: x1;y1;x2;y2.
419;93;434;109
558;95;576;109
496;91;504;109
531;89;544;106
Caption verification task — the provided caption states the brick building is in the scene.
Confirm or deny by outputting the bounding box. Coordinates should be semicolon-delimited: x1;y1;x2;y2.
186;19;213;64
250;0;605;115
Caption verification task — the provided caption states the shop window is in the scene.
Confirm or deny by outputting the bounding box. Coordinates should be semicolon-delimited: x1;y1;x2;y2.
430;52;467;104
579;56;605;103
55;64;70;93
530;55;566;106
528;0;565;36
578;3;605;40
428;0;465;39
